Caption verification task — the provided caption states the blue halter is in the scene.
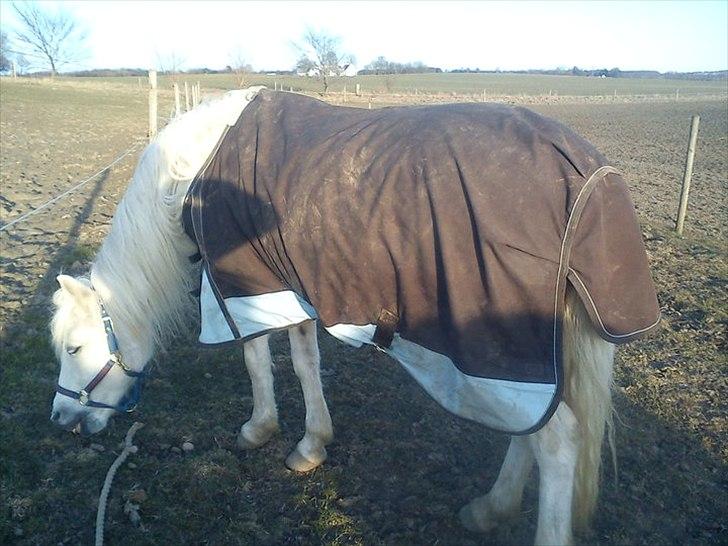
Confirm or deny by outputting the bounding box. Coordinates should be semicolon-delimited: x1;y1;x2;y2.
55;289;146;413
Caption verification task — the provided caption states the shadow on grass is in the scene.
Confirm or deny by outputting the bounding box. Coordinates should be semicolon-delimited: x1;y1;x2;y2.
2;309;727;544
0;167;130;543
65;328;724;546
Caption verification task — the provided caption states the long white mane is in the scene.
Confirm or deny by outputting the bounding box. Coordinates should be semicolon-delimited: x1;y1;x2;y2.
90;87;263;350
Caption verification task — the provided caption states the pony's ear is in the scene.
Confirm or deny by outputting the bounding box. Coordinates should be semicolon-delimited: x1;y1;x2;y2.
56;275;94;301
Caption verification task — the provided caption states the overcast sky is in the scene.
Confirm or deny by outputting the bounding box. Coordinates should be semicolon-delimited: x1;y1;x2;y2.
1;1;727;73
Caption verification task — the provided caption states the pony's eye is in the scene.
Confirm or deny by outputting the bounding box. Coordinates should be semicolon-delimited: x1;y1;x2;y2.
66;346;81;356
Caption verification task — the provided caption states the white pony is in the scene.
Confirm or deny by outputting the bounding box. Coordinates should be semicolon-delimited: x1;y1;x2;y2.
50;88;616;546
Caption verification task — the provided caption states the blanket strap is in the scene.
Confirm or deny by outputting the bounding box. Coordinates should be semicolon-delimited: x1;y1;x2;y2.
373;308;399;349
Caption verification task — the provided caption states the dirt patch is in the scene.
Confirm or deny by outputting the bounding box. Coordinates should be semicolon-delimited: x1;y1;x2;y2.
1;79;726;545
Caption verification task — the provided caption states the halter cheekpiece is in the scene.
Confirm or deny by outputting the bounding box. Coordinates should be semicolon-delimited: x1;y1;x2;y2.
55;285;146;413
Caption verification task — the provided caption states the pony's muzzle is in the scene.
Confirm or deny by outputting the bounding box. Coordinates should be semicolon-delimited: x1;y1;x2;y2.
50;408;83;431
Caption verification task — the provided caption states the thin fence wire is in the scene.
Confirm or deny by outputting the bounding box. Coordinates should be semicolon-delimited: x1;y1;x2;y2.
0;140;144;233
0;88;185;236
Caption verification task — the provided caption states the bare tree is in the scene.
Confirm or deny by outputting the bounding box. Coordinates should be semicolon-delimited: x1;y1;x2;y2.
294;29;354;93
228;47;253;88
156;50;186;75
0;32;11;73
12;2;87;76
366;55;390;74
295;54;316;75
16;54;30;75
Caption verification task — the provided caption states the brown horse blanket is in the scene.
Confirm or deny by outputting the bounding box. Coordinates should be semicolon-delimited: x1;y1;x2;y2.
182;90;659;433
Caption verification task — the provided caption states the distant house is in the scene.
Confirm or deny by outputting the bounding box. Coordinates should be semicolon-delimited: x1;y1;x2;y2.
297;64;358;78
342;64;357;77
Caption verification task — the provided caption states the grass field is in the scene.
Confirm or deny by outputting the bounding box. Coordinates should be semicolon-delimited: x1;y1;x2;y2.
50;71;728;97
1;76;726;545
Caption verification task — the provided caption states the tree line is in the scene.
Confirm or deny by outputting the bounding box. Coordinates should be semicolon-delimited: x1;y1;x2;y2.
1;3;724;84
358;56;442;75
450;66;728;81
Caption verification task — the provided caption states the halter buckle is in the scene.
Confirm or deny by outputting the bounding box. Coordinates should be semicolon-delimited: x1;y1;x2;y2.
79;389;90;406
114;355;132;373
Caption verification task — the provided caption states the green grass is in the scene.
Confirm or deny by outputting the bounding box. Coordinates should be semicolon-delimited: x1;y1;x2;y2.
58;243;98;268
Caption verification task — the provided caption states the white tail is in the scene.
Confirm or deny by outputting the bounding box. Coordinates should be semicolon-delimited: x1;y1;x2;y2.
562;285;616;531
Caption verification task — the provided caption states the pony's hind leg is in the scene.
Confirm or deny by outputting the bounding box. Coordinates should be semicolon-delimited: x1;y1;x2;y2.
529;401;579;546
459;435;534;533
237;334;280;450
285;320;333;472
459;402;578;546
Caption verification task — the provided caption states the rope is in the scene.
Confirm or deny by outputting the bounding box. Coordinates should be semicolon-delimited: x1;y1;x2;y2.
0;140;144;233
95;421;144;546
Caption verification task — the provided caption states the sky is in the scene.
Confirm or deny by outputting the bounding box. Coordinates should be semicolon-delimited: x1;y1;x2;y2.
1;1;727;73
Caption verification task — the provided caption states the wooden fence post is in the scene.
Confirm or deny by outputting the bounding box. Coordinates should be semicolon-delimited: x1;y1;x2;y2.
148;70;158;141
184;82;190;111
12;60;17;79
197;82;201;104
676;115;700;236
356;83;361;96
173;83;181;117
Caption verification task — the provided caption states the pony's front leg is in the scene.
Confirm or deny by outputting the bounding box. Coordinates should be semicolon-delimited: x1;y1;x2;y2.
237;334;280;450
529;401;579;546
459;435;534;533
285;320;333;472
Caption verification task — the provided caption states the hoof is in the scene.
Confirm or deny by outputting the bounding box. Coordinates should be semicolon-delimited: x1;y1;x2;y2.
459;503;484;533
285;446;327;472
459;499;497;533
236;425;278;450
236;434;261;450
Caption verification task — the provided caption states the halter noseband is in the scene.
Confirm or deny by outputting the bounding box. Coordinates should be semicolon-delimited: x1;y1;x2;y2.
55;287;145;413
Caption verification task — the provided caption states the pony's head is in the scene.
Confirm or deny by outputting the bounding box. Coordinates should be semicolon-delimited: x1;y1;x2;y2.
50;275;147;435
47;87;266;435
